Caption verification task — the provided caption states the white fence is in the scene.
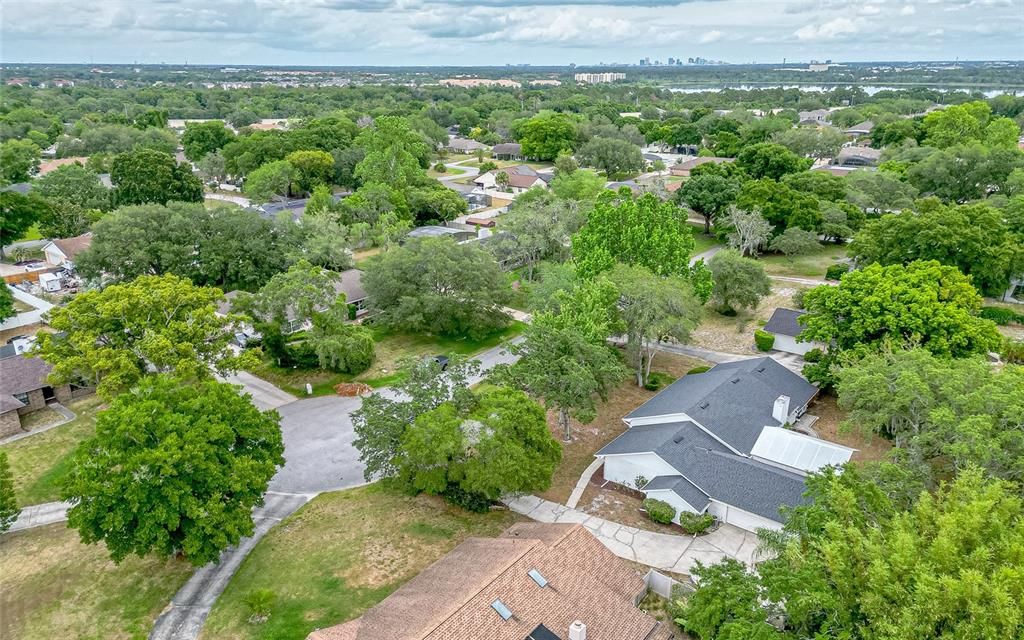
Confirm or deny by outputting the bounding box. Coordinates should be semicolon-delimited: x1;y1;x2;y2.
643;569;695;600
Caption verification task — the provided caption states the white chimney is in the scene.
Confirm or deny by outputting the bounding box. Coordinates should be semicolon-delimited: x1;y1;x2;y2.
772;395;790;425
568;621;587;640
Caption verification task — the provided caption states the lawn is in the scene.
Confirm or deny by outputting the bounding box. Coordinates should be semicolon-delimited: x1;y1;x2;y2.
759;243;848;279
0;523;194;640
688;225;723;255
251;321;526;396
201;482;521;640
1;395;106;505
427;165;467;178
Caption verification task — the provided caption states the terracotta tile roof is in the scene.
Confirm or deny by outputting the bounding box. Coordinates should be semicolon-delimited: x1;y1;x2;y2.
308;523;670;640
37;157;89;176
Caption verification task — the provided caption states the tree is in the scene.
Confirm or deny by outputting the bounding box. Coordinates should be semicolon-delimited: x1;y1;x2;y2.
407;186;468;225
36;200;97;239
725;207;773;257
517;111;578;161
781;170;846;202
0;191;47;255
363;237;512;339
181;120;235;162
0;138;41;183
800;260;1002;358
674;559;778;640
309;306;375;374
573;192;696;279
735;142;811;180
398;387;562;504
240;259;343;330
111;148;203;206
197;150;227;183
244;159;295;203
36;274;252;398
484;198;584;279
922;100;990;148
289;213;356;272
353;356;481;480
845;169;918;212
354;116;429;188
772;126;846;160
549;169;606;201
907;143;1023;203
0;451;17;534
820;203;858;243
708;249;771;314
62;375;283;565
676;172;740;234
609;264;701;386
554;151;578;176
34;163;111;211
285;149;334;194
769;227;821;262
0;284;14;323
229;110;261;128
576;137;644;177
736;178;822;232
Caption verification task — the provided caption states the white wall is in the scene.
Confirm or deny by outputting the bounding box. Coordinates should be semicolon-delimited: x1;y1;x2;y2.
643;489;699;523
602;453;678;487
772;334;821;356
708;500;783;533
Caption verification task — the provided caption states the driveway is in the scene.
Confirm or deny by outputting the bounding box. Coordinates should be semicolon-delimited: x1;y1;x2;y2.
220;371;297;411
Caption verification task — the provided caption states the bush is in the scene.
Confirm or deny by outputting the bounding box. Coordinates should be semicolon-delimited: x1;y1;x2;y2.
754;329;775;351
791;288;806;309
678;511;715;535
442;484;492;513
313;324;375;374
1003;339;1024;364
825;263;850;281
347;303;358;321
687;365;711;375
980;306;1023;326
644;371;677;391
803;347;824;363
244;588;276;624
643;498;676;524
479;161;498;173
433;162;446;173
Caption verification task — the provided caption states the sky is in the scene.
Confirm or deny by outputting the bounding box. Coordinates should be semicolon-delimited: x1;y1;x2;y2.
2;0;1022;67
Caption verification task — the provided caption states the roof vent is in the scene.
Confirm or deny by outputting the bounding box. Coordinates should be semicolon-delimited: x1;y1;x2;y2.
528;568;548;588
672;433;686;444
491;599;513;621
731;377;740;384
755;366;766;373
698;401;709;409
569;620;588;640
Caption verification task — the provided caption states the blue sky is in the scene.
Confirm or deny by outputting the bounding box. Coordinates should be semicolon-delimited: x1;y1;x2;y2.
2;0;1021;66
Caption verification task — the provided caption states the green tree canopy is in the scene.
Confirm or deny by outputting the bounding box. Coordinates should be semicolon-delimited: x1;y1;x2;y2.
34;163;111;211
576;137;644;177
244;159;296;203
736;178;822;232
676;172;741;234
517;112;578;161
0;138;41;183
62;375;284;565
111;148;203;206
181;120;235;162
0;191;48;254
735;142;812;180
354;116;430;188
285;149;334;194
708;249;772;314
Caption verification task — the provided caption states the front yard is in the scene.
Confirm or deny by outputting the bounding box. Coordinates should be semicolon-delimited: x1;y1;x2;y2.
201;482;521;640
758;243;848;279
0;523;194;640
690;282;808;355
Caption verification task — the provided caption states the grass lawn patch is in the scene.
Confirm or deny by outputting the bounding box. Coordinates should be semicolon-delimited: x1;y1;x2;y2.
539;350;705;505
759;243;848;279
0;523;194;640
201;482;521;640
1;395;105;505
690;282;808;355
428;165;467;178
688;225;723;255
351;247;381;270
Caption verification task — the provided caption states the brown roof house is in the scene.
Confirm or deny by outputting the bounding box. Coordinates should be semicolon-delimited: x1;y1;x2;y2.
308;523;676;640
43;233;93;268
474;165;550;195
0;353;90;438
669;157;732;177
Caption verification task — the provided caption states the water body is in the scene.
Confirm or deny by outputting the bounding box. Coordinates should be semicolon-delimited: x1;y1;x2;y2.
667;84;1017;97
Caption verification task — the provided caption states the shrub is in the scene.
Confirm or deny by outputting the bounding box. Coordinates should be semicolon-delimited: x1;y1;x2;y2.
244;589;276;624
791;288;806;309
754;329;775;351
980;306;1022;326
644;371;677;391
825;263;850;281
634;475;649;490
433;162;446;173
643;498;676;524
687;365;711;375
479;161;498;173
347;303;358;321
678;511;715;535
1003;339;1024;364
803;347;824;363
442;484;492;513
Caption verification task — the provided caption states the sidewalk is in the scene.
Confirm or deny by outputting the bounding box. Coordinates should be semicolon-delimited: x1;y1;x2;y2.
7;501;71;533
506;495;764;576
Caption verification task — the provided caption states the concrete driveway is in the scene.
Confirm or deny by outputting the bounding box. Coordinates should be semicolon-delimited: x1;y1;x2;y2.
221;371;297;411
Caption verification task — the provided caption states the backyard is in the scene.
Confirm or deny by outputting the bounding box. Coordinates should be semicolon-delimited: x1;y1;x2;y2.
758;242;848;279
201;482;521;640
690;282;809;355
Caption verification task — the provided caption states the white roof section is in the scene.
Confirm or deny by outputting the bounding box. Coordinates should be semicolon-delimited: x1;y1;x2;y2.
750;426;854;473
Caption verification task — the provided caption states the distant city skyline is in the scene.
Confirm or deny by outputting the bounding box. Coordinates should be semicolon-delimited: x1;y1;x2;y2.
2;0;1021;67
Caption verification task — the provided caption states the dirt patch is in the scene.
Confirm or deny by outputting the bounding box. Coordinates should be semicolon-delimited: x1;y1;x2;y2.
342;538;411;588
334;382;372;397
809;395;892;463
577;485;684;535
692;283;810;354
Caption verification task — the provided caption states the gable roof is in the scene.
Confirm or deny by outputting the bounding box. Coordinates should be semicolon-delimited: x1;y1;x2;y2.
670;157;731;172
492;142;522;155
47;233;93;261
845;120;874;133
448;137;488;152
624;357;818;454
0;355;54;396
763;308;805;338
334;269;367;304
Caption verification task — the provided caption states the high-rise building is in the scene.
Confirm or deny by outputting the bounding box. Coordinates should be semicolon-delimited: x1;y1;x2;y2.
575;72;627;84
639;58;646;66
668;57;675;65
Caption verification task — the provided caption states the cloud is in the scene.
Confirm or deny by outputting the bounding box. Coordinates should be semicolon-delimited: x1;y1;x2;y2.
901;4;917;14
794;17;860;41
699;30;724;43
859;5;881;15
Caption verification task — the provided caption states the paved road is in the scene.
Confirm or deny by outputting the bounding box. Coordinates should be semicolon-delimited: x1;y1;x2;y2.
689;245;723;266
221;371;297;411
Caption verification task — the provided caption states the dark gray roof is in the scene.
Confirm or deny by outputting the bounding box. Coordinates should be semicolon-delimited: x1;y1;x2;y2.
624;357;818;454
644;474;712;513
492;142;522;155
1;182;31;195
595;422;686;456
642;475;683;491
763;308;806;338
0;355;53;395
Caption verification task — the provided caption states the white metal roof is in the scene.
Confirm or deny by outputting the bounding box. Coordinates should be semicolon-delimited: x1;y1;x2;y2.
750;426;854;473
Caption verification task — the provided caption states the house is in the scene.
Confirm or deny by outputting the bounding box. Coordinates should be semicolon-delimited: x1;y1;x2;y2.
669;157;732;177
36;157;91;176
596;357;853;532
307;522;675;640
492;143;525;161
406;225;478;243
845;120;874;137
797;109;831;126
334;268;368;314
0;353;88;438
447;137;488;154
835;146;882;167
42;233;92;268
606;180;641;195
474;165;548;194
763;308;824;356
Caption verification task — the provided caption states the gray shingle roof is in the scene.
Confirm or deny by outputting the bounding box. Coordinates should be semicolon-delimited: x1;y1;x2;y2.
625;357;817;454
595;422;684;456
0;355;53;396
763;308;805;338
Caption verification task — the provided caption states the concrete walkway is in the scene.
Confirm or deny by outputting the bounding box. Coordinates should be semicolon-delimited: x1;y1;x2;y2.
506;495;764;575
0;284;55;331
689;245;724;266
7;501;71;533
149;491;314;640
566;458;603;509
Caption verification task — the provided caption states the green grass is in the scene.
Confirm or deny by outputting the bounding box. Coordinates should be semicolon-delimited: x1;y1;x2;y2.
428;165;467;178
688;224;724;255
251;321;526;397
759;243;849;279
0;523;194;640
1;395;105;505
201;482;521;640
17;224;42;241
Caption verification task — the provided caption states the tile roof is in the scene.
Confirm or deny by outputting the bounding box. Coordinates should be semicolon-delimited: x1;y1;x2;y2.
307;523;669;640
763;308;805;338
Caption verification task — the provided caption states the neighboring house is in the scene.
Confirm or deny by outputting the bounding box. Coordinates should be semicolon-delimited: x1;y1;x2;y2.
845;120;874;137
35;156;91;176
763;308;824;356
596;357;853;532
798;109;831;125
406;225;478;243
474;165;548;194
669;157;732;177
606;180;641;195
492;143;525;161
0;353;89;438
447;137;488;154
835;146;882;167
308;522;675;640
42;233;93;268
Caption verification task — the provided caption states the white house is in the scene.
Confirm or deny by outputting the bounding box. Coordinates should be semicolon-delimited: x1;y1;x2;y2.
763;308;825;356
596;357;854;532
42;233;92;268
473;165;549;195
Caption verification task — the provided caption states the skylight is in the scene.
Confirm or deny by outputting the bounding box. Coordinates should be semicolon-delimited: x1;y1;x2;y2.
528;568;548;588
491;599;513;621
